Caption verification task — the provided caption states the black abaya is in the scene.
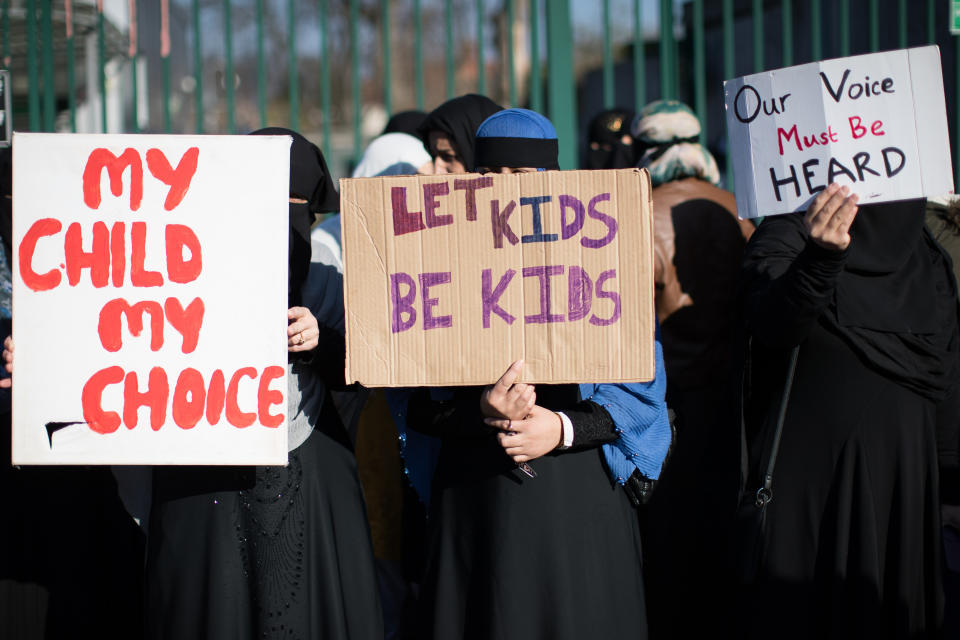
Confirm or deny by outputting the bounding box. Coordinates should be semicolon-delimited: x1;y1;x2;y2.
409;385;647;640
739;210;959;639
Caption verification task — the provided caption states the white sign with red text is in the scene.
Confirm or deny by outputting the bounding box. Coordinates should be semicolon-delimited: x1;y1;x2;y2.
12;133;290;465
724;46;953;219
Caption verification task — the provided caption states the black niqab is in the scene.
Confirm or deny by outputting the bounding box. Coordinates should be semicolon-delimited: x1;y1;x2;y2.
383;110;428;137
251;128;338;307
0;147;10;264
417;94;502;172
585;109;636;170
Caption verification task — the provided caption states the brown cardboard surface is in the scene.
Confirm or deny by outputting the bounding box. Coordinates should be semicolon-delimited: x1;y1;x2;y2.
340;168;655;386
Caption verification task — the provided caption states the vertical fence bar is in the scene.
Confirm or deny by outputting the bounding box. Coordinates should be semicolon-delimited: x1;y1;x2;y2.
26;0;39;130
192;0;203;133
868;0;878;52
224;0;235;133
659;0;673;99
545;0;576;168
1;1;8;68
898;0;907;48
256;0;266;128
752;0;763;72
288;0;298;130
381;0;392;116
811;0;821;61
839;0;849;57
602;0;613;108
530;0;541;113
476;0;486;96
956;41;959;188
633;0;644;110
129;0;139;134
162;0;171;132
781;0;792;67
445;0;454;99
350;0;361;161
41;0;54;131
97;1;107;132
722;0;734;186
66;0;76;131
319;0;331;160
693;0;705;142
507;0;516;106
927;0;935;45
415;0;424;109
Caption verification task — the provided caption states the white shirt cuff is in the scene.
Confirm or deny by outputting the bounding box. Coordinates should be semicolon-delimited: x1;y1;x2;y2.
556;411;574;450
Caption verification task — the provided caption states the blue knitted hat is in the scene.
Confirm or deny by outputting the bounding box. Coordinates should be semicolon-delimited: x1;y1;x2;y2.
474;108;560;170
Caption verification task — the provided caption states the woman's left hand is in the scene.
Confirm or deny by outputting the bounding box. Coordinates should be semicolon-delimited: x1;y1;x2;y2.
485;404;562;464
287;306;319;352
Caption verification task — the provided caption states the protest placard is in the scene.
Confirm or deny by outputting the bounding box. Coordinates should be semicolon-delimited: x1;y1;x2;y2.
11;133;290;465
341;168;656;386
724;45;954;219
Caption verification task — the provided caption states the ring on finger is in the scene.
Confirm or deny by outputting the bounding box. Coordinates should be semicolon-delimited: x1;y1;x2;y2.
298;332;304;345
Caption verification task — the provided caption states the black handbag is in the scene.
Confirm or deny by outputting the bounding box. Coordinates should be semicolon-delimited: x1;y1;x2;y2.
736;345;799;583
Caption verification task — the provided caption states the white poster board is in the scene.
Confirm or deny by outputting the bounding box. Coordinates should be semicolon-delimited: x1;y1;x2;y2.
12;133;290;465
724;45;954;219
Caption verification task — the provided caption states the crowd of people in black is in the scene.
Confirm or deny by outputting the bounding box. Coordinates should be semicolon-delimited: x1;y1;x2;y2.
1;90;959;640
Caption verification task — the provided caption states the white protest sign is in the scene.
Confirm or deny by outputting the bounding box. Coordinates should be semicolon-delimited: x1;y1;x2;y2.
724;45;953;219
12;133;290;465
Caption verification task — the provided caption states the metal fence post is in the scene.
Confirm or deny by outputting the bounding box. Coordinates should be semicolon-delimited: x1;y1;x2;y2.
633;0;645;110
288;0;298;131
224;0;235;133
545;0;576;169
193;0;203;133
602;0;613;109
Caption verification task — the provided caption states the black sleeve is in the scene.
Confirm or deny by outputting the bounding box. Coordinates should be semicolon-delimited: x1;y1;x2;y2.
564;401;618;450
295;326;347;388
405;386;490;440
938;366;960;506
741;214;849;349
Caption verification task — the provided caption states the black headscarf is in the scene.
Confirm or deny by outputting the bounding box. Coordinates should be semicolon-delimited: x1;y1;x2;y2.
417;94;502;172
585;109;636;170
383;110;428;137
250;127;338;307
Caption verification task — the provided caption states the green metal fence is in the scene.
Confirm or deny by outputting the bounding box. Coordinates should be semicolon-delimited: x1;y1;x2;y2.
1;0;960;188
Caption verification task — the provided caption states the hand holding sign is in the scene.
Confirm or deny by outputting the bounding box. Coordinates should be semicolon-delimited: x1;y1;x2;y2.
287;306;319;352
480;359;535;420
486;404;562;464
804;183;860;251
0;335;11;389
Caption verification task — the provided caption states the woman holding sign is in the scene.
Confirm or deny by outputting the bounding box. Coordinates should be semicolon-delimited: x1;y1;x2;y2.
739;185;960;638
406;109;672;640
145;130;382;640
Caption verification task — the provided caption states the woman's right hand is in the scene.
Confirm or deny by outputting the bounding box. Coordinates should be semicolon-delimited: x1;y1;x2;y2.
804;182;859;251
0;335;12;389
480;360;535;420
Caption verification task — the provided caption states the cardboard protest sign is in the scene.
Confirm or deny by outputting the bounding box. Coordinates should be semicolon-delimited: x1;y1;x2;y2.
724;45;953;219
12;133;290;465
341;168;655;386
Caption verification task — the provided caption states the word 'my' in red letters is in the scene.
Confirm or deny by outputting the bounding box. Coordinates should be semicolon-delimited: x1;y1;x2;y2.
83;147;200;212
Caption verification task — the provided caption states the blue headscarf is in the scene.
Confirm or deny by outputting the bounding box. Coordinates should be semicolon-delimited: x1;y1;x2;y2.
474;108;560;170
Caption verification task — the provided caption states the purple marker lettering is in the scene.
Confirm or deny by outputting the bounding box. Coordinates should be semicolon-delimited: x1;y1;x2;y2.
392;186;425;236
419;271;453;330
567;266;593;321
454;177;493;221
390;272;417;332
523;265;564;324
558;195;585;240
423;182;452;228
582;193;617;249
589;269;621;326
520;196;558;244
491;199;520;249
481;268;516;328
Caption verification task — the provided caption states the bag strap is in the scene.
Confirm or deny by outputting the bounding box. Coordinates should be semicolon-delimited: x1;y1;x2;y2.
754;345;800;508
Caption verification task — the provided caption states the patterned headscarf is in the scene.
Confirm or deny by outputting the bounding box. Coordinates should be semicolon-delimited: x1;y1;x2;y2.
631;100;720;187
